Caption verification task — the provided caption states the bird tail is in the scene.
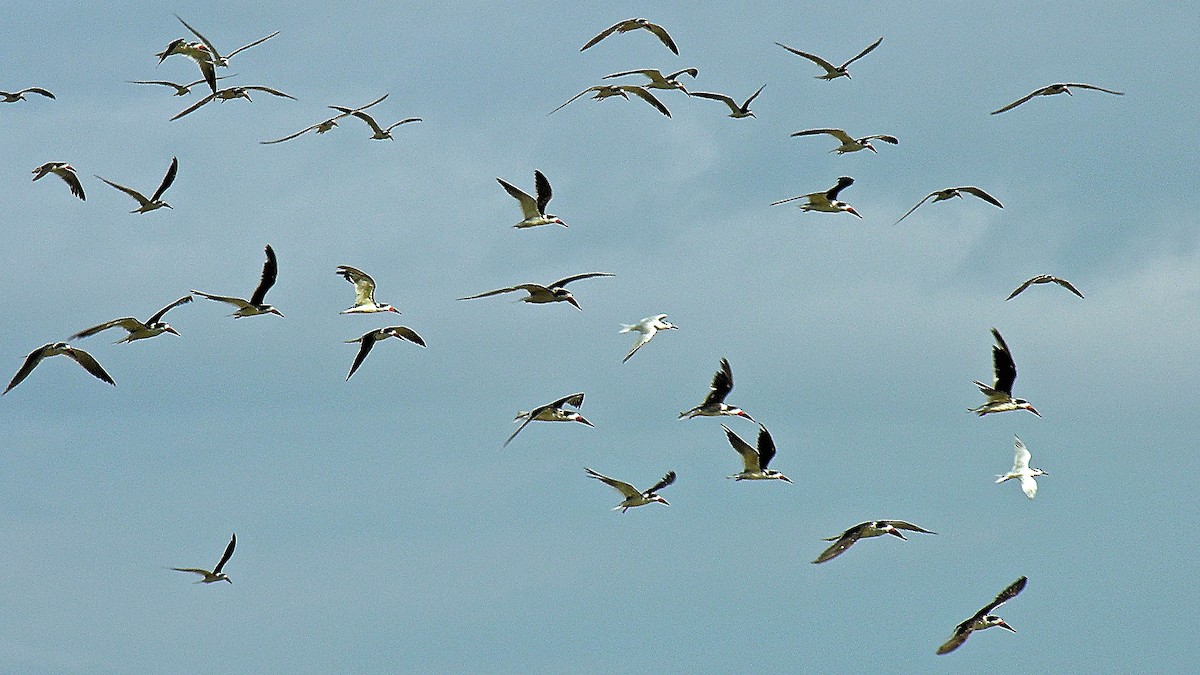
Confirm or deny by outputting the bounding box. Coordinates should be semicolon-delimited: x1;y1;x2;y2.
619;323;635;333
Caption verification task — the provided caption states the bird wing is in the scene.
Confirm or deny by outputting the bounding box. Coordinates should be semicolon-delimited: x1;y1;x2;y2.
243;86;295;99
170;92;217;120
893;193;935;225
212;533;236;574
703;358;734;406
623;330;654;363
261;120;334;144
1051;277;1085;298
48;166;86;200
341;93;389;114
887;521;937;535
722;424;760;473
936;628;972;655
812;526;864;564
198;60;217;94
95;175;150;206
548;272;614;289
585;467;642;498
841;36;883;68
688;90;739;113
603;68;659;80
1020;474;1039;499
458;285;524;301
1006;276;1041;301
497;177;539;218
69;317;144;340
383;118;421;133
225;31;281;60
956;186;1004;209
643;22;679;54
1063;83;1124;96
549;392;586;410
825;176;854;200
774;42;839;74
149;157;178;203
769;193;809;206
667;68;699;80
249;245;278;306
176;15;223;60
579;20;626;51
863;134;899;144
547;87;602;115
20;87;56;99
345;332;378;380
741;84;766;109
64;346;116;386
1012;436;1031;472
4;344;54;394
990;87;1049;115
172;567;212;577
191;290;252;309
336;265;377;305
755;426;778;469
619;85;671;117
990;328;1017;395
503;412;539;447
387;326;426;347
791;128;852;143
978;576;1028;616
644;470;676;495
533;170;553;215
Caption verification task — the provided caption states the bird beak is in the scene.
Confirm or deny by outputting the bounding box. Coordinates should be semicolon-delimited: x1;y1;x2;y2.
997;621;1015;633
165;326;180;336
566;296;581;311
556;219;569;228
575;415;594;428
164;204;174;209
738;410;756;422
867;145;877;153
1024;404;1041;417
887;530;907;540
780;476;793;484
389;307;401;313
270;308;284;317
846;207;863;219
658;497;670;506
225;578;233;584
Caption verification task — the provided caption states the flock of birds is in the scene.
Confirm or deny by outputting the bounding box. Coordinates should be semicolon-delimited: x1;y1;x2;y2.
5;13;1126;660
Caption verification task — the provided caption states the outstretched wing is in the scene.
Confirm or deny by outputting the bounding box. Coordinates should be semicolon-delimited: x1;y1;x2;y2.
722;424;760;472
688;90;739;113
170;92;217;120
69;317;143;340
644;470;676;495
978;576;1028;616
548;272;614;289
1051;277;1085;298
212;533;236;574
791;128;854;143
841;36;883;68
95;175;150;206
957;186;1004;209
458;285;522;301
1012;437;1031;472
989;328;1017;395
533;170;553;215
336;265;377;306
149;157;178;203
775;42;839;74
755;425;778;469
225;31;280;60
249;244;278;306
243;86;295;100
4;344;54;395
64;346;116;386
1006;276;1042;301
894;192;935;225
585;467;641;499
887;521;937;535
643;22;678;55
990;86;1050;115
703;358;734;406
812;526;865;564
497;177;538;218
191;290;252;309
345;331;379;380
825;176;854;200
579;20;626;51
620;85;672;117
1063;83;1124;96
549;392;585;410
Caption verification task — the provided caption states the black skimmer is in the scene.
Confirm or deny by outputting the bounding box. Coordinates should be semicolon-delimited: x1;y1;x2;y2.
991;82;1124;115
171;85;295;121
175;15;279;69
619;314;677;363
722;424;790;483
585;468;676;512
128;75;233;96
69;295;193;343
970;328;1039;417
771;176;861;218
260;94;389;144
0;87;54;103
1006;275;1084;301
4;343;115;395
775;37;883;80
344;327;425;380
192;244;283;318
580;18;678;55
679;358;754;421
327;104;421;140
937;576;1028;654
498;170;566;229
172;533;236;584
504;393;592;447
790;128;898;154
996;436;1047;499
894;186;1003;224
95;156;178;213
335;265;399;314
548;84;672;117
812;520;936;564
31;162;85;201
688;84;765;118
601;68;698;93
458;272;614;310
152;40;217;94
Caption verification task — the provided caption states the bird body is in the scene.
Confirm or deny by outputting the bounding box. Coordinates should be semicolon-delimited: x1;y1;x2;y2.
344;327;425;380
171;85;295;121
95;156;178;213
722;424;790;482
970;328;1039;417
32;162;85;200
498;170;566;228
937;576;1027;654
459;273;613;310
991;82;1124;115
772;176;861;218
1007;275;1084;300
775;37;883;80
175;15;279;68
4;343;115;395
996;436;1048;499
602;68;698;92
70;295;192;343
505;393;592;447
812;520;935;564
328;104;421;140
261;94;388;144
128;75;232;96
894;186;1003;224
172;533;236;584
1;87;55;102
689;84;765;118
586;468;675;512
790;128;897;154
619;314;677;363
192;245;283;318
336;265;399;314
549;84;671;117
680;358;754;420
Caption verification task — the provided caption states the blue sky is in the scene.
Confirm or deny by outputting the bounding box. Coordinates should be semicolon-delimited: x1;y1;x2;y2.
2;1;1198;672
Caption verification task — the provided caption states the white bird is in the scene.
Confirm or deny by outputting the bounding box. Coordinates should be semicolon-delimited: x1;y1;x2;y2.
171;85;295;121
498;170;566;229
69;295;193;343
1006;275;1084;301
894;186;1003;224
95;156;178;213
790;128;898;154
505;393;593;447
679;358;754;421
327;104;421;140
260;94;389;145
128;75;232;96
602;68;698;93
4;343;115;395
775;37;883;80
172;533;237;584
548;84;672;117
335;265;399;314
937;576;1027;654
722;424;790;483
771;176;861;218
580;18;678;55
192;244;283;318
970;328;1040;417
991;82;1124;115
151;40;217;94
996;436;1048;499
586;468;676;512
344;327;425;380
689;84;765;118
31;162;85;200
459;273;614;310
1;87;55;103
812;520;936;564
175;15;279;68
619;314;677;363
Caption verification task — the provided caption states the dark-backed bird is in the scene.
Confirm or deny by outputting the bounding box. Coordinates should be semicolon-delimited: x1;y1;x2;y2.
505;393;592;447
937;576;1028;654
32;162;85;200
172;533;237;584
498;170;566;228
175;15;279;68
70;295;193;343
128;75;232;96
775;37;883;80
344;327;425;380
894;186;1003;224
679;358;754;421
151;40;217;93
619;314;677;363
722;424;790;482
771;176;861;218
192;244;283;317
1;87;55;103
328;104;421;140
991;83;1123;115
580;18;678;55
996;436;1048;499
335;265;399;314
260;94;389;144
548;84;672;117
689;84;765;118
458;273;614;310
171;85;295;121
602;68;698;92
812;520;936;564
4;343;115;395
790;128;898;154
1006;275;1084;301
970;328;1039;417
95;156;178;213
586;468;676;512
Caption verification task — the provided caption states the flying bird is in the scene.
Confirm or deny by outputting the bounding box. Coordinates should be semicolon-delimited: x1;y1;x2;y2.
991;82;1124;115
722;424;790;483
996;436;1048;499
498;170;566;229
937;576;1028;654
69;295;193;343
775;37;883;80
261;94;389;144
344;327;425;380
335;265;399;314
327;104;421;140
680;358;754;420
1;87;55;103
4;343;115;395
548;84;672;117
458;273;614;310
688;84;765;118
175;15;279;68
95;156;178;213
192;244;283;318
151;40;217;93
970;328;1039;417
602;68;698;92
580;18;678;55
771;176;861;218
894;186;1003;224
619;314;677;363
1006;275;1084;301
171;85;295;121
790;128;898;154
812;520;936;564
31;162;85;200
586;468;676;512
128;75;232;96
172;533;237;584
505;393;592;447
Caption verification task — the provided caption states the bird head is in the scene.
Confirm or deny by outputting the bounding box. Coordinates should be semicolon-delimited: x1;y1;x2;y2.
734;408;755;422
549;215;568;227
775;472;793;484
571;414;594;428
268;307;284;317
989;617;1015;632
841;204;863;219
652;495;670;506
164;325;180;336
1032;468;1049;477
884;525;907;540
384;305;400;314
